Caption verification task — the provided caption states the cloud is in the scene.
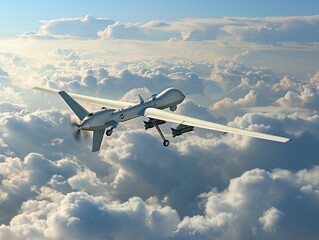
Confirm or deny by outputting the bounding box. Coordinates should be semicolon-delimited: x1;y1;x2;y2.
0;67;8;78
259;207;284;233
38;59;219;101
212;90;257;110
22;15;114;39
0;152;178;239
276;85;319;109
98;21;181;41
98;15;318;43
20;15;319;44
0;153;79;224
46;48;81;64
0;151;180;239
47;194;179;240
41;15;114;38
172;167;319;239
180;16;319;43
0;67;11;89
2;152;319;240
0;102;25;114
223;15;319;43
120;87;152;102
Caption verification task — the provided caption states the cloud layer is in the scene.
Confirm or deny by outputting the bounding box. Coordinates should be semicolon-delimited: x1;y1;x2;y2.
21;15;319;44
1;25;319;239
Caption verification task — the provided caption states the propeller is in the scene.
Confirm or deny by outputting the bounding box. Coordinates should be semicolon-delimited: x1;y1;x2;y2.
70;118;90;142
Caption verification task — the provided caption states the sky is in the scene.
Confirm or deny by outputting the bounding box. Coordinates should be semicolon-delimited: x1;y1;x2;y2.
1;0;319;37
0;1;319;240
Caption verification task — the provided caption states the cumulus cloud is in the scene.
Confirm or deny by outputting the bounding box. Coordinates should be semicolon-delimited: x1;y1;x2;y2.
259;207;284;233
222;15;319;43
0;152;179;239
22;15;114;39
41;15;114;38
212;90;257;110
21;15;319;44
2;152;319;240
180;15;319;43
276;85;319;109
98;21;181;41
37;59;220;102
172;167;319;239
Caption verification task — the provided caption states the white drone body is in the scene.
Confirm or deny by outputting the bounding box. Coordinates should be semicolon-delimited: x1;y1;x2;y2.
35;87;290;152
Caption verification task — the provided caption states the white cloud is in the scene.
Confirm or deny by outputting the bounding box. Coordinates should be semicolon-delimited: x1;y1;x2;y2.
223;15;319;43
173;167;319;239
98;20;182;41
309;70;319;86
0;67;8;77
1;189;180;240
41;15;114;38
276;85;319;109
259;207;284;233
1;156;319;240
212;90;257;110
20;15;319;44
21;15;114;39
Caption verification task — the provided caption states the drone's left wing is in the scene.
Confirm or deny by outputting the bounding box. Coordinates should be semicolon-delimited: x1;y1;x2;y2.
144;107;290;143
34;87;133;109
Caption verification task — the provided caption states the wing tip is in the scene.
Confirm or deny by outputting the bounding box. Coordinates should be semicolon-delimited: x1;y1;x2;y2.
33;86;60;94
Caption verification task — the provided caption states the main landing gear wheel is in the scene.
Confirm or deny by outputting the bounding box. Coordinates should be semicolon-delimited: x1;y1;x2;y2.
106;129;113;136
153;121;169;147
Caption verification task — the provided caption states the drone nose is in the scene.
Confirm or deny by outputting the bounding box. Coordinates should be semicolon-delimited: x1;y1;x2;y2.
78;121;90;130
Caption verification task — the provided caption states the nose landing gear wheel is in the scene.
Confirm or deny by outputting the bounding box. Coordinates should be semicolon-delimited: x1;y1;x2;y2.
163;140;169;147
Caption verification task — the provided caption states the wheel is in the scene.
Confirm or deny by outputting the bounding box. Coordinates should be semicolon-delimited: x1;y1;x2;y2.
106;129;112;136
163;140;169;147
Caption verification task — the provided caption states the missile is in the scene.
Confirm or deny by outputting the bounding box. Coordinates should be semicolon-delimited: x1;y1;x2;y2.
171;124;194;137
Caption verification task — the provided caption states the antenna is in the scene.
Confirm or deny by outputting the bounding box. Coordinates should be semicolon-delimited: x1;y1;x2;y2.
137;94;144;103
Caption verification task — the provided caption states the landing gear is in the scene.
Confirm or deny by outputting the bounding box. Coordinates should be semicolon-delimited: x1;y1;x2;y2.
153;122;169;147
145;118;170;147
106;127;113;136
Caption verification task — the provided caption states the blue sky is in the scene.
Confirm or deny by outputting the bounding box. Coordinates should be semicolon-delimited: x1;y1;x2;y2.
1;0;319;37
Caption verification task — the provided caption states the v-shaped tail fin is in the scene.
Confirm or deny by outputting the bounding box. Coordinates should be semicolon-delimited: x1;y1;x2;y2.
59;91;89;120
92;129;105;152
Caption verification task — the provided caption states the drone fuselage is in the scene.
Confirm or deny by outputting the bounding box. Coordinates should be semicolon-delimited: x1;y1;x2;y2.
79;88;185;131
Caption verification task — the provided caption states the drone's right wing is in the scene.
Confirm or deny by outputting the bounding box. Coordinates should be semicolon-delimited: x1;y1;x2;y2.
144;107;290;143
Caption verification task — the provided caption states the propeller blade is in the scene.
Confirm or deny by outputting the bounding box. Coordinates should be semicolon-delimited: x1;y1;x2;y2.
83;130;90;139
70;117;90;142
73;129;81;142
